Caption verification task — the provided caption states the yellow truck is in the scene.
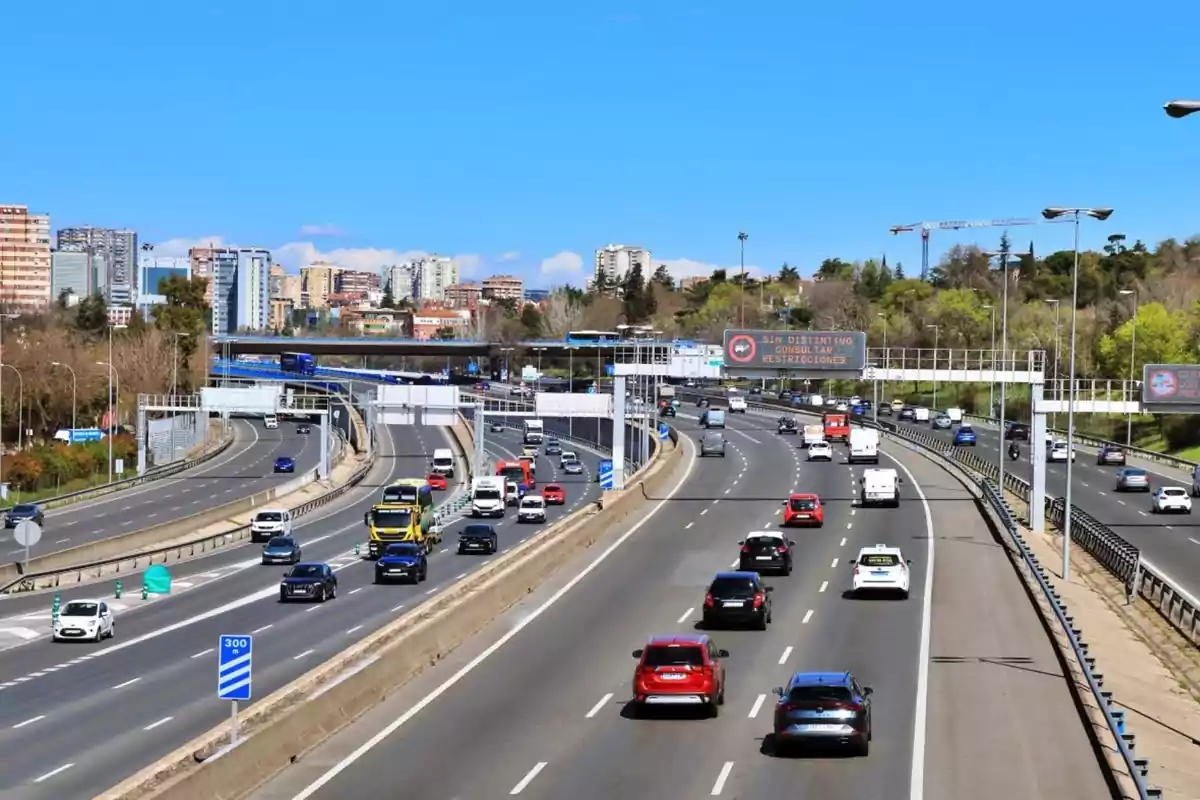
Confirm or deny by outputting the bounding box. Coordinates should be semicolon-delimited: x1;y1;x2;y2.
363;502;440;558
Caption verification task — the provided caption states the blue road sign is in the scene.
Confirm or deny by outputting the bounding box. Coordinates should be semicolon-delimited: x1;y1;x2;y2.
598;459;614;489
605;364;615;377
467;362;478;374
658;423;670;441
218;634;253;701
587;385;596;394
68;428;104;443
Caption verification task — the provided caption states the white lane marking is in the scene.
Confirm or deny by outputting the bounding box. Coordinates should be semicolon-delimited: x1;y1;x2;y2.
1117;499;1126;505
676;607;694;624
846;522;853;530
802;609;814;624
143;716;173;731
33;763;74;783
778;646;793;664
251;624;273;634
425;587;437;595
287;432;700;799
390;604;406;613
585;693;613;718
850;508;856;515
1137;511;1148;517
13;715;45;729
819;580;828;593
510;762;548;794
748;693;766;718
293;649;315;660
685;521;694;529
348;587;364;595
701;509;708;516
729;559;740;568
711;761;735;795
111;677;141;690
712;499;720;505
840;537;847;546
346;625;363;635
831;558;839;568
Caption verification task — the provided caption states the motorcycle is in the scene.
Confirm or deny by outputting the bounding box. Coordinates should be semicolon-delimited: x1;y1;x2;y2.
1008;444;1020;461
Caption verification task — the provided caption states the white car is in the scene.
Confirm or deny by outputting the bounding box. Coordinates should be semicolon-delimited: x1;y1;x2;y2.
559;451;579;468
53;599;115;642
1048;441;1076;462
835;402;849;412
850;545;911;599
807;442;833;462
518;495;547;523
1152;486;1192;514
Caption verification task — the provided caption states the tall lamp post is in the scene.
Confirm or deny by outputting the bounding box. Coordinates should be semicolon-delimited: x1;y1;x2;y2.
0;312;18;493
169;331;191;400
0;364;24;451
737;231;748;327
875;312;887;423
981;248;1015;489
533;347;547;393
97;360;121;482
981;304;996;418
1164;100;1200;118
499;347;514;385
1042;206;1114;583
1118;288;1139;447
51;361;78;434
1045;298;1061;429
925;324;940;410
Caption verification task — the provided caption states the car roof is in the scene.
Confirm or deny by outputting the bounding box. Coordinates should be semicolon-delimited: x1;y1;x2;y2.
645;633;709;648
544;483;563;489
856;544;903;556
63;598;102;606
1160;486;1187;492
788;493;819;500
786;670;853;688
293;561;327;567
746;530;784;539
713;570;760;580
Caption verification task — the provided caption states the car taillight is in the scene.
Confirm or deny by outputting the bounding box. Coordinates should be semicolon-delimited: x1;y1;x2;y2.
704;592;715;608
777;545;788;554
752;593;764;608
853;566;861;577
741;545;751;553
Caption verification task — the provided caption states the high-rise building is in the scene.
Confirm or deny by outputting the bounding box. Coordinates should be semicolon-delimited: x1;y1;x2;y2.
385;264;415;303
50;250;105;304
188;246;218;305
414;256;459;302
0;205;52;312
591;244;651;294
301;262;338;308
444;283;482;309
268;264;286;298
210;248;271;334
278;274;303;307
56;226;138;304
481;274;524;302
335;269;379;296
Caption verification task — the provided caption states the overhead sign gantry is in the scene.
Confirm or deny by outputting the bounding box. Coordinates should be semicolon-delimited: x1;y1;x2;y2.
722;330;867;379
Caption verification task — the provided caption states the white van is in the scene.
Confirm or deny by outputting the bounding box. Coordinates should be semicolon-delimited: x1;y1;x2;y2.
250;508;293;542
808;394;824;407
849;428;880;464
859;468;901;508
945;408;964;424
728;396;748;413
430;448;455;478
913;407;931;423
264;414;279;429
471;476;506;518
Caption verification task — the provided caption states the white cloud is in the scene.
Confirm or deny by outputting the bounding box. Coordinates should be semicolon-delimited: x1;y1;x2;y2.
455;254;483;278
298;223;345;237
151;235;229;258
499;251;520;262
654;257;765;282
540;251;584;281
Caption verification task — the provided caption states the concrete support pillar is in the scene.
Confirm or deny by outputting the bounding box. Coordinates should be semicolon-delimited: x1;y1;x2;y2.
365;401;376;461
1031;381;1046;533
319;414;330;481
137;406;147;476
474;402;487;476
612;377;627;489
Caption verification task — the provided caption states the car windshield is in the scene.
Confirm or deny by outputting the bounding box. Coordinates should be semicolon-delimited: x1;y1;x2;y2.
1163;488;1187;497
61;601;98;616
642;645;705;668
462;525;493;537
545;485;563;492
747;536;783;549
12;504;36;514
383;486;418;504
383;544;420;557
1125;469;1147;477
790;498;817;511
370;508;412;527
266;537;293;548
475;488;501;500
499;466;525;482
859;553;900;567
709;576;759;597
287;565;322;578
257;512;284;522
810;443;829;450
787;684;853;704
562;452;577;460
521;498;544;508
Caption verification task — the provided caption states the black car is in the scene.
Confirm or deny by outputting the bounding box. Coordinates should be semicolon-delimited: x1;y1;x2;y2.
296;424;311;434
458;523;498;555
261;536;302;565
702;571;773;630
739;533;795;575
4;503;44;529
696;397;709;408
1097;444;1126;466
660;404;676;417
279;562;337;602
772;671;873;756
878;403;893;416
1005;423;1030;441
898;407;915;422
749;387;763;396
374;543;427;584
777;417;798;435
778;390;793;401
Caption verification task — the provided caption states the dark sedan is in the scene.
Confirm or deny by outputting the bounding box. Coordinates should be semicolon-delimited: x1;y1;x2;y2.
279;562;337;602
772;671;873;756
1005;423;1030;441
1097;445;1126;466
374;543;427;584
457;523;498;555
4;503;44;529
296;424;311;434
261;536;302;565
273;456;296;473
702;571;773;630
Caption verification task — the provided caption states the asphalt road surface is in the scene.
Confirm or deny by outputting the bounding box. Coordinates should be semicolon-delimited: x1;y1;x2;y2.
244;409;1110;800
0;419;609;798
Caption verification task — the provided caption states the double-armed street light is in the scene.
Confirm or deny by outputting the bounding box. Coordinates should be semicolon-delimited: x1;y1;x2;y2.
1118;288;1139;447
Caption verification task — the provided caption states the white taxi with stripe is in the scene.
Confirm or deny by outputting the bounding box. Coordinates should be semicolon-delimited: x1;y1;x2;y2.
850;544;911;598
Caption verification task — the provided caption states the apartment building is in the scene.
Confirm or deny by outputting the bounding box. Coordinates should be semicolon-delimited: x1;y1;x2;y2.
414;256;459;302
0;205;52;311
277;274;303;306
335;268;379;295
269;298;294;331
268;264;286;298
57;226;138;304
385;264;415;303
410;307;468;340
188;246;219;305
50;249;105;302
481;274;523;302
591;244;651;294
444;282;482;309
211;248;272;334
301;262;338;309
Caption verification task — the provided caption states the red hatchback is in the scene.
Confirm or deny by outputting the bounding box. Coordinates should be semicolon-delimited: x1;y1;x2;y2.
426;473;448;491
783;493;824;527
631;634;729;718
542;483;566;505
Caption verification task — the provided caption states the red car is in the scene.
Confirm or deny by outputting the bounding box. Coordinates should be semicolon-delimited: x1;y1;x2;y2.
542;483;566;504
783;493;824;527
426;473;448;491
631;634;728;718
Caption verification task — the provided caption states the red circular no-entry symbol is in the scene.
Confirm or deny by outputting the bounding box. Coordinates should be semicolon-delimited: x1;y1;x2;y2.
727;334;757;364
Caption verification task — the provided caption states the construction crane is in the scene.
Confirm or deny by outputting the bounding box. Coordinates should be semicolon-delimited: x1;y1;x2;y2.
889;217;1071;281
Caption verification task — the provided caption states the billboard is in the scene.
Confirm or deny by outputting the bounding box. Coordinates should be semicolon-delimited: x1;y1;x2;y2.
535;393;613;418
722;330;867;374
1142;364;1200;412
376;384;460;425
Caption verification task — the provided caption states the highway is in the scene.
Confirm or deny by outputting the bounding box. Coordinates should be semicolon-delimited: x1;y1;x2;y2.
0;417;609;798
0;418;316;562
246;409;1110;799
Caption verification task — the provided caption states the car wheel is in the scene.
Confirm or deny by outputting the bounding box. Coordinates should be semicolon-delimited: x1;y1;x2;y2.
316;587;326;602
718;686;726;705
856;736;870;757
757;614;768;631
708;700;721;718
94;627;103;642
279;593;287;603
261;559;268;565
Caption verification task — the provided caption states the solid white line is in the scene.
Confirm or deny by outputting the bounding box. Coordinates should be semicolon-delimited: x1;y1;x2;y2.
33;763;73;783
293;649;315;660
346;625;363;635
676;607;694;624
778;646;793;664
819;580;828;593
585;693;612;718
391;604;406;613
111;677;141;690
143;716;173;731
510;762;548;794
748;693;766;718
711;761;734;795
288;433;700;799
13;715;44;728
802;609;813;624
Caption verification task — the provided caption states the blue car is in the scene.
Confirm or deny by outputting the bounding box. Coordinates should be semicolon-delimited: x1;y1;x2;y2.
374;543;427;584
273;456;296;473
953;426;977;446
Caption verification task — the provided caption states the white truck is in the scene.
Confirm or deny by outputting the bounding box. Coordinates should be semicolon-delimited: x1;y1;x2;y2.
802;423;826;448
523;419;545;444
728;396;748;413
470;476;506;518
848;428;879;464
859;468;901;508
430;447;455;478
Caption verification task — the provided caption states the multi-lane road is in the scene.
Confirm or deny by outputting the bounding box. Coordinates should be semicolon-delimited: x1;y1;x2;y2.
0;416;609;798
244;408;1111;799
0;418;316;562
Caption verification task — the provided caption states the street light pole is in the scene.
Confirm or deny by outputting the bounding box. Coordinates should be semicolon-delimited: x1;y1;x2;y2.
0;365;24;451
981;304;995;418
1042;206;1114;583
982;248;1015;489
737;231;748;327
51;362;77;434
1119;288;1138;446
1046;298;1061;429
925;324;940;410
875;312;887;424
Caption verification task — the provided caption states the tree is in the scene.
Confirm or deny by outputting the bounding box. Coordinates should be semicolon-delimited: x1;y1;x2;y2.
778;263;800;283
520;304;543;338
381;280;396;309
1098;303;1190;379
75;294;108;337
540;289;585;338
651;264;675;291
154;275;209;389
622;263;650;324
814;258;854;281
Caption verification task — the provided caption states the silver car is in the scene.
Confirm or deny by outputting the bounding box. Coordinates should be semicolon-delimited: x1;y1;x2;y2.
1115;468;1150;492
932;414;951;430
700;432;727;457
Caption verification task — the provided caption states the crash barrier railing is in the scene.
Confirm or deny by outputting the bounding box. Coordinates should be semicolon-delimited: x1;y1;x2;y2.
0;428;373;595
679;389;1200;649
0;427;235;515
980;479;1160;800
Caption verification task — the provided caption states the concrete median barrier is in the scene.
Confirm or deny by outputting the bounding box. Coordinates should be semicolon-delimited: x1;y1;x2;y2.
96;427;688;800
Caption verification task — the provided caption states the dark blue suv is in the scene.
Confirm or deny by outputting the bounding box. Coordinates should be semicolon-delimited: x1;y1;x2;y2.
771;671;873;756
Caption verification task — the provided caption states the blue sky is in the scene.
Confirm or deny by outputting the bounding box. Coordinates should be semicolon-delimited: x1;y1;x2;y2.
5;1;1200;287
